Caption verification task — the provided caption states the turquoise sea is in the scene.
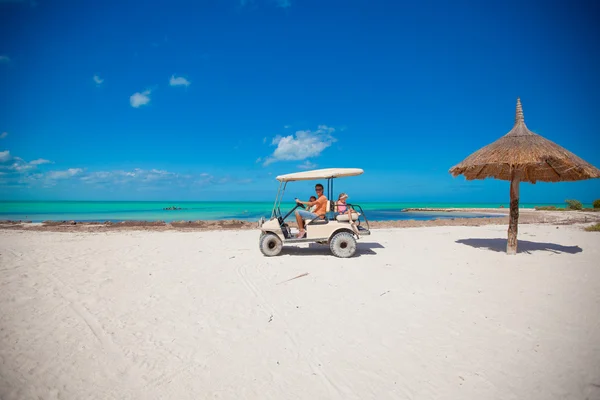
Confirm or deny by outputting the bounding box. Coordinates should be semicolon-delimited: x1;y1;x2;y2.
0;201;576;223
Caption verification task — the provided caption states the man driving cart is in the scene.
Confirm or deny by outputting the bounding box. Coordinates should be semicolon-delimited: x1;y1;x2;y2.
294;183;328;238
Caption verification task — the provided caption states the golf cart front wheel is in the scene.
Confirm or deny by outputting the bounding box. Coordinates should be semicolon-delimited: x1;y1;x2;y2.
260;233;283;257
330;232;357;258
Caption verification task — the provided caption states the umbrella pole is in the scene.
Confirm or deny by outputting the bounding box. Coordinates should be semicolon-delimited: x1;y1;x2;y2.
507;169;521;255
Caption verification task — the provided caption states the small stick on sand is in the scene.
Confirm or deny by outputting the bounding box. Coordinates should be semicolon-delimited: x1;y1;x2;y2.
277;272;309;285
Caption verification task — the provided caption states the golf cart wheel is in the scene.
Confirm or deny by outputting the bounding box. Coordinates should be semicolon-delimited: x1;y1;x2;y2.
260;233;283;257
329;232;357;258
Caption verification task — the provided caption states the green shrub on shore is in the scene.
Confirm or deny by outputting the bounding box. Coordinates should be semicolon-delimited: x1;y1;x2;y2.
584;223;600;232
534;206;560;211
565;199;583;210
535;201;599;212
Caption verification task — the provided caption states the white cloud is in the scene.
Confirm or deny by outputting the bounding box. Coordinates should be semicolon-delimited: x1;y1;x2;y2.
130;90;151;108
93;75;104;85
284;125;291;129
169;75;190;87
0;55;10;64
9;163;34;172
298;160;317;170
79;171;111;182
29;158;52;165
263;125;336;166
142;169;177;181
0;132;8;139
79;169;251;189
0;151;53;173
1;160;254;190
0;150;11;163
47;168;83;180
80;168;179;185
194;173;214;186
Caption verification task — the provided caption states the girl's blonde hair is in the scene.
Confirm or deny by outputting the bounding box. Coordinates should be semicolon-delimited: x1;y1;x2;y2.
338;193;348;200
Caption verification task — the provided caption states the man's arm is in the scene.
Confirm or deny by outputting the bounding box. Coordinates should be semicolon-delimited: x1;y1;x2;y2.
296;198;316;206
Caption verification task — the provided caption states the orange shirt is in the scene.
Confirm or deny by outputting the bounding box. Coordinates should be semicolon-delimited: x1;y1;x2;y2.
313;195;328;215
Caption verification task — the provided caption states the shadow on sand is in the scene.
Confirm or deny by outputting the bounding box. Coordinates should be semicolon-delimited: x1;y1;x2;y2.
281;242;384;257
456;238;583;254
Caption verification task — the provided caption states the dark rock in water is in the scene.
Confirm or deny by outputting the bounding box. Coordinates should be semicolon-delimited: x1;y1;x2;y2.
163;206;186;210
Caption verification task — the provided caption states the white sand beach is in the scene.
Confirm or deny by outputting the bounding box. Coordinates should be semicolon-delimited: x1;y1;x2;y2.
1;224;599;400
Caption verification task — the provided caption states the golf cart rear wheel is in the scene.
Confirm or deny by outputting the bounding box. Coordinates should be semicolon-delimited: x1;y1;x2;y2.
260;233;283;257
330;232;357;258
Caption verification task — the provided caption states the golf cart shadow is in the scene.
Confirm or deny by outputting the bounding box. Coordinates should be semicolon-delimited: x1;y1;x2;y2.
456;238;583;254
281;242;384;257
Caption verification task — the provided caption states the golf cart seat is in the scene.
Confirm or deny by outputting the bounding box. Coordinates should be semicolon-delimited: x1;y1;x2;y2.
335;212;360;222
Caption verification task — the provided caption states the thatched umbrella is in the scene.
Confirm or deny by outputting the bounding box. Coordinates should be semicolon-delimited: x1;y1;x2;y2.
449;98;600;254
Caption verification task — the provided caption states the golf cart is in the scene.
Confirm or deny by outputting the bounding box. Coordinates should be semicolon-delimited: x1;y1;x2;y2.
258;168;371;258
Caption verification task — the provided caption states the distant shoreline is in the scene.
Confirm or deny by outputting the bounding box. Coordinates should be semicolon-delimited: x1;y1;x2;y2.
401;207;509;213
2;209;599;232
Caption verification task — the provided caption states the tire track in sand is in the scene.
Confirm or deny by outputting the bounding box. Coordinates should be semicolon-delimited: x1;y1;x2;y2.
47;272;145;389
236;263;352;399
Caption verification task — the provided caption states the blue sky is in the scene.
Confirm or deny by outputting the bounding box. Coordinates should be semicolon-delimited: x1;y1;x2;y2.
1;0;599;203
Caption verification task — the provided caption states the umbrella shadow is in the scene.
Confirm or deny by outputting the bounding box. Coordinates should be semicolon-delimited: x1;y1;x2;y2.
456;238;583;254
281;242;384;257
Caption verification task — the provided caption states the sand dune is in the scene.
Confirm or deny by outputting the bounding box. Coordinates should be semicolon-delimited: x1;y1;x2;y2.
1;224;599;399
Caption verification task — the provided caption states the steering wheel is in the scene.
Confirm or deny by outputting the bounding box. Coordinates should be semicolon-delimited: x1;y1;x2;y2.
295;200;306;209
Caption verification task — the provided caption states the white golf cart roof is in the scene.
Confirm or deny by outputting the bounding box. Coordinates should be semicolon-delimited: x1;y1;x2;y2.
276;168;363;182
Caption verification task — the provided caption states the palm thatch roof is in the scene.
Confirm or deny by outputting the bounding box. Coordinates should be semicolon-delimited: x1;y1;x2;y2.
449;99;600;183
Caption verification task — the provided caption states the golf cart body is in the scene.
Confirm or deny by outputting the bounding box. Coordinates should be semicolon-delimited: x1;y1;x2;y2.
258;168;371;258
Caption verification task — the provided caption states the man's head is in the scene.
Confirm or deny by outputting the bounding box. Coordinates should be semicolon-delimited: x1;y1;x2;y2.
314;184;324;196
